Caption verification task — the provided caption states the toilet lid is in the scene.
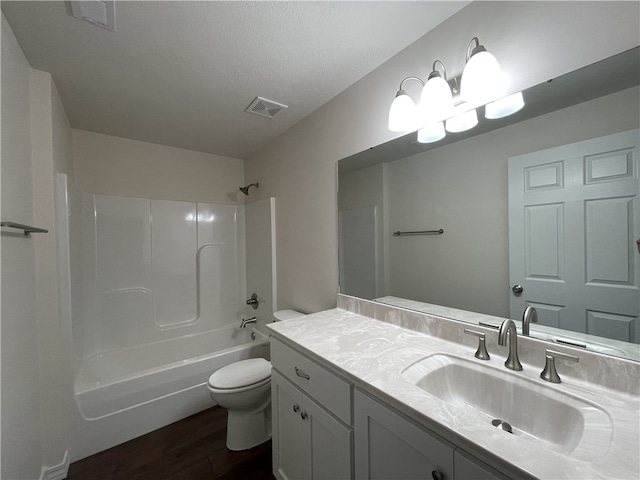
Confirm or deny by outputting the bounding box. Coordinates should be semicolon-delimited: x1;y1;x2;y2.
208;358;271;389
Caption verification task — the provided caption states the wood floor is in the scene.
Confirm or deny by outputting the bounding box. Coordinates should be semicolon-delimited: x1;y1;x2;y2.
66;407;276;480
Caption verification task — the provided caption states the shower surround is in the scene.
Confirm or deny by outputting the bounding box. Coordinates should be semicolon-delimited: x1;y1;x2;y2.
57;175;275;460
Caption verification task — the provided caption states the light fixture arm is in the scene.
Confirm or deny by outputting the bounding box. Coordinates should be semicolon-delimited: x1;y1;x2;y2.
430;60;448;81
466;36;487;62
397;76;425;95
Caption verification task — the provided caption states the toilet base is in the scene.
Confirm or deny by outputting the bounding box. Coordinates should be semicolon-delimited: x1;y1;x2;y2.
226;404;272;451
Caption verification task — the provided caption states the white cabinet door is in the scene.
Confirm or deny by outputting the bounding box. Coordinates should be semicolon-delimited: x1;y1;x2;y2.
305;393;353;480
272;370;353;480
272;370;308;480
508;129;639;342
354;389;454;480
454;451;510;480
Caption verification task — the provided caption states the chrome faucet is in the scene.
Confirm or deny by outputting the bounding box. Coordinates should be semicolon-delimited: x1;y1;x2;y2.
522;306;538;336
498;319;523;371
240;317;257;328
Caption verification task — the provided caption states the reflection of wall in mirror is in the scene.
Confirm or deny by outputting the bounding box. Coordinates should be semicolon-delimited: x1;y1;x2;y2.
341;86;640;319
338;163;386;297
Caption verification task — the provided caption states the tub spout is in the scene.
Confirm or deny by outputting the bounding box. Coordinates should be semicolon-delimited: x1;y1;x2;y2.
240;317;257;328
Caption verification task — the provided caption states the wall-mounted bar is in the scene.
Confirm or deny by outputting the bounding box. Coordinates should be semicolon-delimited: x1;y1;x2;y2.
1;221;49;236
555;338;587;349
392;228;444;236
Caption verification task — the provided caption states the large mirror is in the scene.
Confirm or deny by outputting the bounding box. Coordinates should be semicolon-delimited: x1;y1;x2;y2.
338;47;640;361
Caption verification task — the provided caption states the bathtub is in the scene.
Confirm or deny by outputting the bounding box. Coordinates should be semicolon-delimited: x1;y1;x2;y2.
71;324;270;460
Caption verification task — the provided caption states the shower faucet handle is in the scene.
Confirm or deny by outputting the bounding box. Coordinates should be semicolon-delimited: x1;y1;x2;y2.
246;293;259;310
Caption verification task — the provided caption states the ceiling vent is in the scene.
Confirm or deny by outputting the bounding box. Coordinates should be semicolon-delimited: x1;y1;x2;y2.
70;1;115;31
245;97;288;119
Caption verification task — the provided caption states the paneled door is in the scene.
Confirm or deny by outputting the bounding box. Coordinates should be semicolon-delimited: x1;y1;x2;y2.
508;129;639;342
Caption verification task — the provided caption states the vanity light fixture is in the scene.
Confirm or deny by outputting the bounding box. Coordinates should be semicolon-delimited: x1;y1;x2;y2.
445;108;478;133
417;122;446;143
387;36;524;143
419;61;454;123
460;37;505;104
388;77;425;132
484;91;525;119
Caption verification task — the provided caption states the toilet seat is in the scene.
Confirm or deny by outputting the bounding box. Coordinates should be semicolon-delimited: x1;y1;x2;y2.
208;376;271;395
208;358;271;393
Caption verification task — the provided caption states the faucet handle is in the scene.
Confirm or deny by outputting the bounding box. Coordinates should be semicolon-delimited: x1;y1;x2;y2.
464;329;490;360
540;349;579;383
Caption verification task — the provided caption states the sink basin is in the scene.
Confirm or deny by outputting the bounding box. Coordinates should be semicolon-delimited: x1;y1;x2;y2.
401;354;613;461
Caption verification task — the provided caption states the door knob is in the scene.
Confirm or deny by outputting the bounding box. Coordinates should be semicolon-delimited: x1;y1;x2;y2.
512;284;523;294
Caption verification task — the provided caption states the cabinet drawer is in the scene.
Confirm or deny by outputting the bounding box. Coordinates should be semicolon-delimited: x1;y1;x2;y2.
271;338;352;424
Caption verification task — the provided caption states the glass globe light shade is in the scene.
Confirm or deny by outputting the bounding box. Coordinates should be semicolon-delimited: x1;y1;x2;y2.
388;91;418;132
417;122;446;143
419;75;454;123
485;91;525;119
445;109;478;133
461;50;504;104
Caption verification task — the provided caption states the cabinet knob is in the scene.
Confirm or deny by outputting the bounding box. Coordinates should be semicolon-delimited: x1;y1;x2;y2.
432;471;445;480
293;404;300;413
300;411;308;420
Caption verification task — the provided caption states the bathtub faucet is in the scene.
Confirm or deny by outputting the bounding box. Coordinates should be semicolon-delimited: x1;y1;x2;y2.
240;317;257;328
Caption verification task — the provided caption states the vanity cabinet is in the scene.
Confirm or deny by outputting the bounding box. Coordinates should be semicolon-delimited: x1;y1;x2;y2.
354;389;509;480
270;337;510;480
354;389;454;480
454;451;509;480
271;339;353;480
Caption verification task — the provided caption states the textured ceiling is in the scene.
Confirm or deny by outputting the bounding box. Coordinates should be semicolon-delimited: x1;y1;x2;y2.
2;1;468;158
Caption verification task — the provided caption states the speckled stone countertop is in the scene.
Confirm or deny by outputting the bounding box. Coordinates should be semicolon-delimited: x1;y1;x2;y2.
267;307;640;480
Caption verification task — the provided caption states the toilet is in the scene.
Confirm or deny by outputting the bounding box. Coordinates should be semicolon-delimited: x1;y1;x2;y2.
207;309;305;451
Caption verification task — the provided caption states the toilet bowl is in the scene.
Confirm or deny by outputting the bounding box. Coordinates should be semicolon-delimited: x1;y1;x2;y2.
208;309;306;451
208;358;272;451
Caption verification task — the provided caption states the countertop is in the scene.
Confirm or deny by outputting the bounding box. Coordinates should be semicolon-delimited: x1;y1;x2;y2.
267;308;640;480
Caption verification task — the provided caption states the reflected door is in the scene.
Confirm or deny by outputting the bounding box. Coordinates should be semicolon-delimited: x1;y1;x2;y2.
508;129;640;343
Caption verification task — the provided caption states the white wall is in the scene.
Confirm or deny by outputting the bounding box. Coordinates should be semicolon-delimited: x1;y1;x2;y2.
385;86;640;317
29;67;74;477
245;198;277;328
2;13;75;478
1;13;43;479
244;1;640;314
72;129;245;204
338;163;387;297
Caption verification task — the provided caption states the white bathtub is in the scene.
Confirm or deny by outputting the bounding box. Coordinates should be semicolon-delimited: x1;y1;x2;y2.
71;324;270;460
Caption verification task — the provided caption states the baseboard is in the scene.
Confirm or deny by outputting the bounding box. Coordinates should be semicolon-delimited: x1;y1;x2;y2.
40;450;69;480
